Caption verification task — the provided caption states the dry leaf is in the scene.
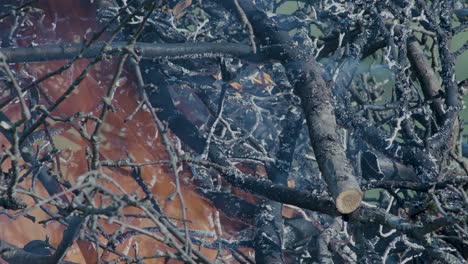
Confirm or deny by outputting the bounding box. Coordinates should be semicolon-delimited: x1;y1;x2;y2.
173;0;192;19
229;81;243;90
251;72;275;85
287;178;296;188
262;72;274;84
212;72;222;80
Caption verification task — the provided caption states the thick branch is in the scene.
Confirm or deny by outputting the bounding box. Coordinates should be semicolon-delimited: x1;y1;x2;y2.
217;0;362;214
186;157;456;239
184;157;340;217
364;177;468;192
0;41;259;63
407;38;444;124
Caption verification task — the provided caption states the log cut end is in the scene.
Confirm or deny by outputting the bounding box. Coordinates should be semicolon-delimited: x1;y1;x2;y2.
336;189;362;214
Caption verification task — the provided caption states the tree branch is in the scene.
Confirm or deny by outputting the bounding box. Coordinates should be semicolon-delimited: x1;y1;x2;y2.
0;41;260;64
216;0;362;214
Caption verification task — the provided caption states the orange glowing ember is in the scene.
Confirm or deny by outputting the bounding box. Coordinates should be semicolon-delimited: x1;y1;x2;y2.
0;1;253;263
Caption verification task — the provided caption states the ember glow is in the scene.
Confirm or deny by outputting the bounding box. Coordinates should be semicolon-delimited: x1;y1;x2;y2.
0;1;252;263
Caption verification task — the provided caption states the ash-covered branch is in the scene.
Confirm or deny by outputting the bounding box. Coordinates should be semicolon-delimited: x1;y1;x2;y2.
0;41;259;64
217;0;362;214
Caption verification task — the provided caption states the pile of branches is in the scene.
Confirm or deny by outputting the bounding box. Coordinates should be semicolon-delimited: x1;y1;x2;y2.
0;0;467;263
